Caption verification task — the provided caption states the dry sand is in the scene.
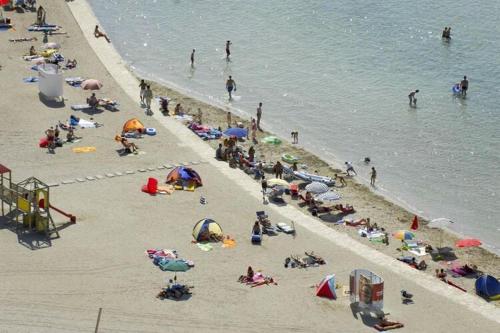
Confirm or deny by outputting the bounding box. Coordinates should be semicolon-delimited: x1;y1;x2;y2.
0;1;498;332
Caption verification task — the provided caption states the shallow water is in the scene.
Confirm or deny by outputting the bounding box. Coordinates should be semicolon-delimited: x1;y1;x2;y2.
89;0;500;252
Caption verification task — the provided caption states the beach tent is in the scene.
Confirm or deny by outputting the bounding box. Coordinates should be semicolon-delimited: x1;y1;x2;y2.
123;118;145;133
166;167;202;187
475;275;500;300
316;274;336;299
192;218;223;242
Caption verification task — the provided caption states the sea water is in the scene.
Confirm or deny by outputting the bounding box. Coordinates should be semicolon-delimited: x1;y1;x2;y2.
88;0;500;252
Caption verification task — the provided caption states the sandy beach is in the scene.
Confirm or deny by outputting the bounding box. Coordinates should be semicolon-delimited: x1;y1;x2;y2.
0;1;499;332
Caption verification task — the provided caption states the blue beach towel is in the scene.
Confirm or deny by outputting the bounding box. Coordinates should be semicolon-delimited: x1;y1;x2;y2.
23;76;39;83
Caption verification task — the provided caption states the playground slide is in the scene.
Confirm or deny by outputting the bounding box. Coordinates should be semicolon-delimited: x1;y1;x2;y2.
49;204;76;223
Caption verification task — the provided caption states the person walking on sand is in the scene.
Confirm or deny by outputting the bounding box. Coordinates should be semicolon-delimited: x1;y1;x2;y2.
408;89;419;106
139;80;147;103
370;167;377;186
94;25;111;43
335;174;347;187
226;76;236;100
256;102;263;130
261;176;268;202
144;85;153;112
345;161;357;176
225;40;232;61
460;76;468;96
226;111;232;128
190;49;195;67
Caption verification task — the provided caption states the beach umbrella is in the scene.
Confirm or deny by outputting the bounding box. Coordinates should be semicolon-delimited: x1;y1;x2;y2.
267;178;289;187
392;230;415;240
81;79;103;90
160;260;190;272
42;42;61;50
455;239;481;248
315;191;341;202
262;136;281;145
223;127;247;138
305;182;329;194
429;218;454;229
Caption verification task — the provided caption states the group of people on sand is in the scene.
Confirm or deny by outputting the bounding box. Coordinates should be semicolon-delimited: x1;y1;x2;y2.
44;124;77;153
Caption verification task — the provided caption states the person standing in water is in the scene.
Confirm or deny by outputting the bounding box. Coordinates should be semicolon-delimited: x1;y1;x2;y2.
256;102;263;130
190;49;195;67
460;76;468;96
226;76;236;100
408;89;419;106
225;40;232;61
370;167;377;186
139;79;147;103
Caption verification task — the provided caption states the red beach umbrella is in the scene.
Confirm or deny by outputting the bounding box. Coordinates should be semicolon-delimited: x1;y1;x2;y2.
81;79;103;90
455;239;481;248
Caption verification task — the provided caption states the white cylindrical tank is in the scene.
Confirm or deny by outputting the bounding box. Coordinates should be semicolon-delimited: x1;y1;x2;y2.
38;63;63;100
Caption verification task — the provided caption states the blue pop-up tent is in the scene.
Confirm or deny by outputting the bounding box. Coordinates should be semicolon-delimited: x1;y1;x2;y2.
475;275;500;300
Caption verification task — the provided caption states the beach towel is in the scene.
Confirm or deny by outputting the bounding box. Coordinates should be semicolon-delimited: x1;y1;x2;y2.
196;243;213;251
23;76;38;83
222;238;236;248
65;77;84;87
71;104;91;111
157;185;174;194
72;146;96;153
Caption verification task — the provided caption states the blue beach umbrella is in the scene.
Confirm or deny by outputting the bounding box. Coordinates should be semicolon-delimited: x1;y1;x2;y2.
223;127;247;138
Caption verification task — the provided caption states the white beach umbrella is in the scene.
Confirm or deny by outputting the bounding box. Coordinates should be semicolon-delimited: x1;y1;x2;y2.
315;191;341;202
42;42;61;50
305;182;329;194
428;218;454;229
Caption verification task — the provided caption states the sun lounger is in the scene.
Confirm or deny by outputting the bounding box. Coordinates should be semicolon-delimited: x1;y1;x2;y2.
277;222;295;234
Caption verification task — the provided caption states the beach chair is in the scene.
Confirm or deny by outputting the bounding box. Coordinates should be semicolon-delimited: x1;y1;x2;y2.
141;177;158;195
251;231;262;244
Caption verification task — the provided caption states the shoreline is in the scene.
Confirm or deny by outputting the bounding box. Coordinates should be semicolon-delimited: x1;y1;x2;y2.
70;0;499;291
127;57;499;257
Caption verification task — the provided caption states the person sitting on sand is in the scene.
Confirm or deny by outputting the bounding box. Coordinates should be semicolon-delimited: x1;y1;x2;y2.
87;93;99;109
120;137;138;153
238;266;255;283
436;269;447;280
252;221;261;235
335;173;347;186
216;143;223;160
174;103;184;116
417;260;427;270
29;45;37;56
66;127;77;142
94;25;111;43
65;59;77;69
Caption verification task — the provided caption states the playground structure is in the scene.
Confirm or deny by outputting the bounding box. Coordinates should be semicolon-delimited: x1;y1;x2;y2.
0;164;76;238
